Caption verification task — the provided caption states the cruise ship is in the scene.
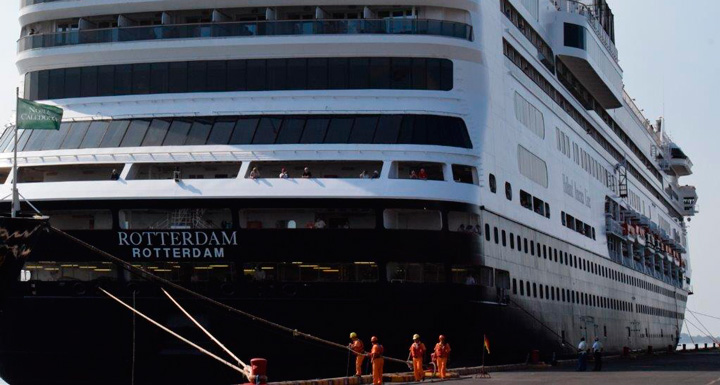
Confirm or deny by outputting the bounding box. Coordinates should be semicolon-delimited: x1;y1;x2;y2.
0;0;698;384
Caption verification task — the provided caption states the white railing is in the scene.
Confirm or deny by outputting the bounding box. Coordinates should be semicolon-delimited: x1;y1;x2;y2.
556;0;619;62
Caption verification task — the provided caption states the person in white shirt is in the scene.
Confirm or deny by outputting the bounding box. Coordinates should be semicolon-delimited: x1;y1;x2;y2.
279;168;289;179
592;337;604;371
576;337;588;371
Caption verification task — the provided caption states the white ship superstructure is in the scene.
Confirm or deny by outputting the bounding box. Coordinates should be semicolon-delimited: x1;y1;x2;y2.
0;0;697;384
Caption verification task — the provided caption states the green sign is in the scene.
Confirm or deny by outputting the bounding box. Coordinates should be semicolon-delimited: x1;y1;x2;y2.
16;98;63;130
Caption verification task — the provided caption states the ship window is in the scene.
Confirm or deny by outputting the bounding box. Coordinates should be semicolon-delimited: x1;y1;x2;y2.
23;129;47;152
509;233;515;249
163;119;192;146
206;61;227;92
80;67;98;97
168;62;189;93
120;119;150;147
300;118;330;143
485;224;491;241
185;119;213;145
452;165;477;185
46;209;113;230
495;269;510;290
369;58;391;89
328;58;349;89
227;60;247;91
391;58;412;89
389;263;443;283
97;65;115;96
493;227;499;244
47;68;65;99
287;59;308;90
241;208;375;230
349;116;378;143
80;121;109;148
150;63;169;94
207;119;235;145
307;58;328;89
18;163;124;183
64;68;81;98
61;122;90;149
348;58;370;88
564;23;586;50
489;174;497;193
530;240;535;256
394;162;444;181
383;209;442;231
120;208;232;230
252;117;282;144
229;118;259;144
324;117;354;143
373;115;403;144
141;119;171;146
501;230;507;246
23;261;118;282
100;120;130;147
114;65;132;95
41;122;71;150
188;61;208;92
448;212;480;233
132;63;151;94
247;60;267;91
267;59;287;91
128;162;240;180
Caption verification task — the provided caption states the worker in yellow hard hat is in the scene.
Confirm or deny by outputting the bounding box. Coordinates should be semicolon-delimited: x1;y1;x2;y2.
367;336;384;385
409;334;426;381
348;332;365;376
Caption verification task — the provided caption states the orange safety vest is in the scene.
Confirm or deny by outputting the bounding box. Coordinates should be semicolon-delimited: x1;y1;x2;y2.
370;343;384;360
351;339;364;354
434;342;451;358
410;342;426;359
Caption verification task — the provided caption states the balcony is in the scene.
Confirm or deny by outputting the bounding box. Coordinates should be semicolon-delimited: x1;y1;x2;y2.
20;0;63;6
665;144;693;176
679;185;698;216
18;18;473;52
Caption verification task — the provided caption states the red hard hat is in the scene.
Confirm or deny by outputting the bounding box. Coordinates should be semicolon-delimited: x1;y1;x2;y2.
371;336;378;343
439;335;446;341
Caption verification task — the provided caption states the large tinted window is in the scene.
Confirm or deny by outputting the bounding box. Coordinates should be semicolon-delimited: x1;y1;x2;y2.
11;115;471;152
61;122;90;149
99;120;130;148
25;58;453;100
120;120;150;147
141;119;171;146
564;23;586;49
163;119;192;146
252;118;282;144
80;121;109;148
229;118;259;144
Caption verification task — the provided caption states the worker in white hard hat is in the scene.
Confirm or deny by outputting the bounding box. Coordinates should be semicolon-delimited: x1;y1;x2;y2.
348;332;365;376
409;334;427;381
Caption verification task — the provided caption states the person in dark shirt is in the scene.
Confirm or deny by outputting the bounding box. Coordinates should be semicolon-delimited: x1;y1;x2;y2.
302;167;312;178
110;169;120;180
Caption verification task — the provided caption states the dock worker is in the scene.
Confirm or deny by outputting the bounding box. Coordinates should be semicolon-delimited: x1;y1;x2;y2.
409;334;427;381
434;335;451;379
592;337;604;371
368;336;384;385
576;337;588;371
348;332;365;376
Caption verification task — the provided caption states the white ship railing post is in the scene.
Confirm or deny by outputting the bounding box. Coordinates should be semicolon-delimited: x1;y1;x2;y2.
11;87;19;218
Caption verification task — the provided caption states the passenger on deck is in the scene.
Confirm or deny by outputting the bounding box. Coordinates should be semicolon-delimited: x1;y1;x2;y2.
110;169;120;180
474;224;482;234
314;218;326;229
279;168;289;179
465;275;476;285
418;168;428;180
359;170;368;179
253;266;266;281
302;167;312;178
458;224;466;232
372;170;380;179
250;167;261;179
410;170;418;179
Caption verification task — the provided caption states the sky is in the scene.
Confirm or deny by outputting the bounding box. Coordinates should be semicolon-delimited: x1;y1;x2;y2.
0;4;717;380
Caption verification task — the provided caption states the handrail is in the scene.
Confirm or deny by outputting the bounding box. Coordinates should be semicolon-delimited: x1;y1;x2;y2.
556;0;618;62
18;18;473;51
20;0;64;7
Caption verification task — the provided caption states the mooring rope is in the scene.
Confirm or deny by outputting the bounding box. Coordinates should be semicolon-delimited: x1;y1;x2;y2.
100;288;250;379
161;288;249;371
50;226;410;366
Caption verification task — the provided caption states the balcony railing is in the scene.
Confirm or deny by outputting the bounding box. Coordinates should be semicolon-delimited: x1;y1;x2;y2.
556;0;618;62
18;19;473;52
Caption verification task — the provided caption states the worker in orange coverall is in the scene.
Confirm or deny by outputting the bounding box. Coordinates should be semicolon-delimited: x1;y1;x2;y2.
409;334;427;381
434;335;452;379
348;332;365;376
368;336;384;385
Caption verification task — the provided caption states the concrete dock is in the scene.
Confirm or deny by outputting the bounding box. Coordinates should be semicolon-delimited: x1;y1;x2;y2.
413;351;720;385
